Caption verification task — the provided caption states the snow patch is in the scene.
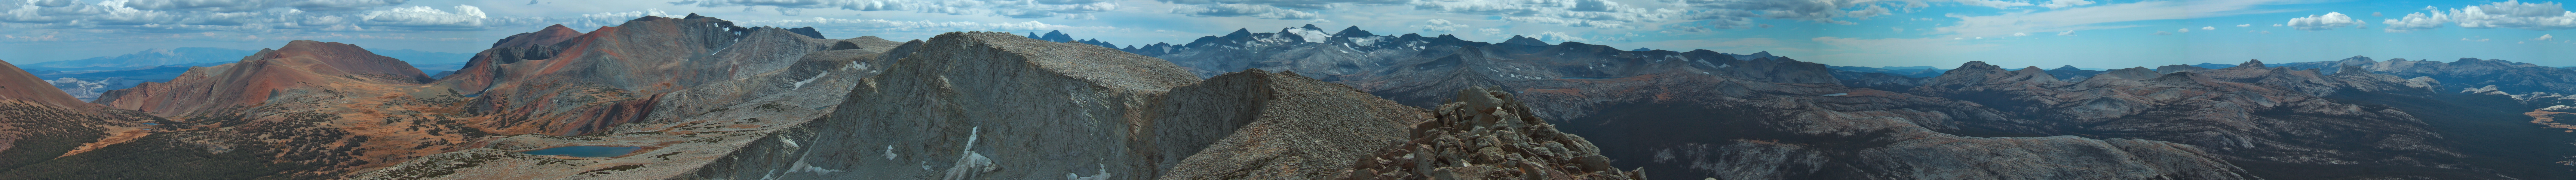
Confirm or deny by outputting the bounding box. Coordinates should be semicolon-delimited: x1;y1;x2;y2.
790;72;830;90
1064;164;1112;180
884;145;899;160
1287;28;1330;42
940;127;995;180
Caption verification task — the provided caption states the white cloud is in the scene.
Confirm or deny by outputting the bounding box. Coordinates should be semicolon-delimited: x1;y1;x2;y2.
2176;28;2188;33
2381;11;2449;32
1532;31;1586;42
2011;32;2027;36
679;0;1118;18
1934;0;2301;38
2235;24;2249;27
359;5;487;30
121;0;408;12
2286;12;2366;30
2152;31;2172;35
1413;0;1678;29
564;8;676;28
1412;19;1468;32
1477;28;1504;36
2538;34;2555;40
2200;26;2214;30
1170;4;1318;19
2273;24;2283;26
1952;0;2034;8
736;17;1106;33
2449;0;2576;30
2038;0;2094;9
2056;30;2074;36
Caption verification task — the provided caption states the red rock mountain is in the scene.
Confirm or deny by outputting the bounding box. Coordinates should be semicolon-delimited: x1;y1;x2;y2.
96;40;430;116
0;60;87;109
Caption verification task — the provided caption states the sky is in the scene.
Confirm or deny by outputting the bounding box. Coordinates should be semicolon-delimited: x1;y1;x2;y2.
3;0;2573;68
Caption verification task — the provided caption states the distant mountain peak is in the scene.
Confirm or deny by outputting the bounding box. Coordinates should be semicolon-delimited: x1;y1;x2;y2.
1502;35;1546;46
1300;24;1322;30
2235;59;2266;68
1334;26;1372;37
2053;65;2082;71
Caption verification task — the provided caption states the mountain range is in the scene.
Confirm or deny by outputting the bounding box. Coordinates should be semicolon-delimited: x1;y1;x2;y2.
0;15;2572;180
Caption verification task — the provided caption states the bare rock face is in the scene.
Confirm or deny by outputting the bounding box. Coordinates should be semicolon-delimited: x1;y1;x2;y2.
1329;86;1646;180
1154;69;1431;180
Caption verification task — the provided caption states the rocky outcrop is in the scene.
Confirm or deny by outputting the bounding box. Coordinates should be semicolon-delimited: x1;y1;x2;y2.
1154;69;1431;180
1327;87;1645;180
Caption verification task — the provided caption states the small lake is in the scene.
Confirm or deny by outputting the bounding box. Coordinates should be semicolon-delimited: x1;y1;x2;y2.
519;146;641;157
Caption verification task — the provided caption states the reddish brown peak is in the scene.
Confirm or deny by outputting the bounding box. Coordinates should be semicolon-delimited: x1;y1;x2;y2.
492;24;587;48
0;59;91;109
541;24;576;32
263;40;431;82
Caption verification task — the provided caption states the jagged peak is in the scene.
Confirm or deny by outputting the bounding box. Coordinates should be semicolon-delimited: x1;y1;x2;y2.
1334;26;1372;37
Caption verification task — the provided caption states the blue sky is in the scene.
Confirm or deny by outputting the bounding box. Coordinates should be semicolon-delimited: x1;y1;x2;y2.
3;0;2571;68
